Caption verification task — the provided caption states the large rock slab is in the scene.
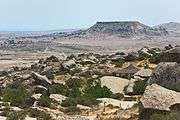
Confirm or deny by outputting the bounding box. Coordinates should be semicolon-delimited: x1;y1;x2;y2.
100;76;129;94
148;62;180;92
140;84;180;111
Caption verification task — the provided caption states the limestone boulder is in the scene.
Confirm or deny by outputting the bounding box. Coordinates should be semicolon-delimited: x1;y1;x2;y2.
140;84;180;111
100;76;129;94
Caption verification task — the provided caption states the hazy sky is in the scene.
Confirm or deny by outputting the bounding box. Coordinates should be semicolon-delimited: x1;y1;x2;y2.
0;0;180;31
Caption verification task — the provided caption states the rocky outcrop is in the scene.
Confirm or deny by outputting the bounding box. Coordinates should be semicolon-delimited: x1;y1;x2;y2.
148;62;180;92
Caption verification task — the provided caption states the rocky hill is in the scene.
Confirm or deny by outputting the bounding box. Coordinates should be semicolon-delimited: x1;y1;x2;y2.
86;21;168;37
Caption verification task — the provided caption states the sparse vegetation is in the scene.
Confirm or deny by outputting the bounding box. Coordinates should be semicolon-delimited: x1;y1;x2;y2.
48;84;68;96
132;79;148;95
37;95;52;107
2;83;31;108
84;81;112;98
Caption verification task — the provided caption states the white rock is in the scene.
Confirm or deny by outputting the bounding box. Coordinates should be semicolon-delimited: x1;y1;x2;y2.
25;116;37;120
135;69;152;78
97;98;137;110
31;94;42;100
140;84;180;111
100;76;129;94
49;94;67;103
0;116;6;120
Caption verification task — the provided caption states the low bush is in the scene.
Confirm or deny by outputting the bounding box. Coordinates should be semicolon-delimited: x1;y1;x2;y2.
67;87;81;98
84;82;112;98
38;95;52;107
48;84;68;96
2;83;31;107
132;79;148;95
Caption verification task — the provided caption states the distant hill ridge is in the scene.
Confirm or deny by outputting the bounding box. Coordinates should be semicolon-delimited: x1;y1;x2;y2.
154;22;180;34
87;21;168;37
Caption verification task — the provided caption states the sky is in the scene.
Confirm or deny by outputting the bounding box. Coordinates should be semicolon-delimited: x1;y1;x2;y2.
0;0;180;31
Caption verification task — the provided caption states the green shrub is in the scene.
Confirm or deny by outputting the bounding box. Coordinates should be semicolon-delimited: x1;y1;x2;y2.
2;84;31;107
68;87;81;98
48;84;68;95
84;82;112;98
132;79;147;95
65;78;82;88
38;95;52;107
28;108;52;120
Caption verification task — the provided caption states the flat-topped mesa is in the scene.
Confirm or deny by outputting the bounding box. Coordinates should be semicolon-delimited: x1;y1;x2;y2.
87;21;168;37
